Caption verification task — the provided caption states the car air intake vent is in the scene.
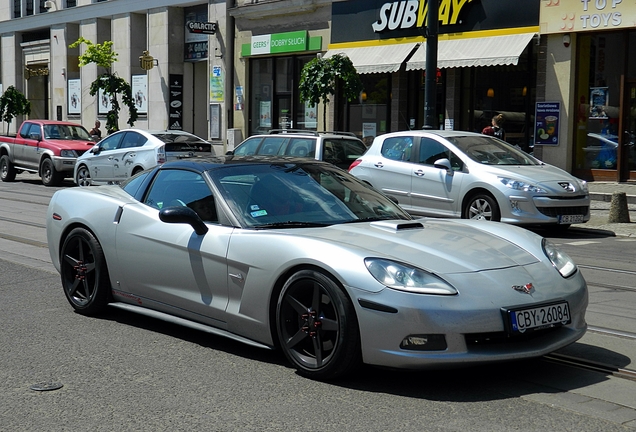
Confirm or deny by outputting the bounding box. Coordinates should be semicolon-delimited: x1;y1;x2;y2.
537;206;589;217
370;221;424;231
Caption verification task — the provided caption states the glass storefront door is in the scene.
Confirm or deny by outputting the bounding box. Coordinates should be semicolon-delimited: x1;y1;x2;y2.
625;82;636;174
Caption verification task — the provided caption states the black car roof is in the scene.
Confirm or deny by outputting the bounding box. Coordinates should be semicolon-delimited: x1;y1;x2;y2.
158;155;335;172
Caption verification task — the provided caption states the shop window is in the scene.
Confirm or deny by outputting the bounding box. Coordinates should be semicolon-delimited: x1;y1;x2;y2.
348;74;390;141
575;33;624;172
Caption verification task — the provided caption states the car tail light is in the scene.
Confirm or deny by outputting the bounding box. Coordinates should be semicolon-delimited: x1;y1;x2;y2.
348;159;362;171
157;145;166;164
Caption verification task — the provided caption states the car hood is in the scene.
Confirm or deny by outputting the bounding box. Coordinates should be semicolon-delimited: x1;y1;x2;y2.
480;163;587;194
301;219;540;274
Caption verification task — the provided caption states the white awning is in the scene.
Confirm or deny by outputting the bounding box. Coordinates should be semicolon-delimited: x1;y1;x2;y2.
406;33;536;71
325;43;418;74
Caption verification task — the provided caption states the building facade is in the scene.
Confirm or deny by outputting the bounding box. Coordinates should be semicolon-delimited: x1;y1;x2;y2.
539;0;636;182
0;0;231;143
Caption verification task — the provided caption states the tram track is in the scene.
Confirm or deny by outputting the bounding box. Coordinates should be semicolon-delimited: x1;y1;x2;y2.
543;352;636;382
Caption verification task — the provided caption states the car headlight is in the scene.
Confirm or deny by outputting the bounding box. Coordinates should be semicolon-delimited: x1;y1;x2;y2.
498;177;547;193
542;239;577;278
364;258;457;295
578;179;589;194
60;149;78;158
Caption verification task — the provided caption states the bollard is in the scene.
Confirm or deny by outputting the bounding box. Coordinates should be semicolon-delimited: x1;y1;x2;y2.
608;191;631;223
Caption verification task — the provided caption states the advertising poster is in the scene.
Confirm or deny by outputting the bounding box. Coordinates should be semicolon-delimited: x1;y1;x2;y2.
534;102;560;146
68;79;81;115
210;66;224;102
131;75;148;114
362;122;376;138
589;87;609;119
169;74;183;130
305;105;317;129
184;7;208;61
260;101;272;128
98;88;112;115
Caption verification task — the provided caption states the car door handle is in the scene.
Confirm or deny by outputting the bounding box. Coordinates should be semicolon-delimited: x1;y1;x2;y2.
373;162;384;168
414;170;425;176
108;156;114;160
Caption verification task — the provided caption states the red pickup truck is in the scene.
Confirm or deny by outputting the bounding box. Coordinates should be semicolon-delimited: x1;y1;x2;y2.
0;120;96;186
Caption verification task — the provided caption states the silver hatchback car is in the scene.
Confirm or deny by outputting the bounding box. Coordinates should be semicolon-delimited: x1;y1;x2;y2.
349;130;590;228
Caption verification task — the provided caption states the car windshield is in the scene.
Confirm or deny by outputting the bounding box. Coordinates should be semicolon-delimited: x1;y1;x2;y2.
209;163;411;228
448;135;540;166
152;132;212;153
44;124;91;140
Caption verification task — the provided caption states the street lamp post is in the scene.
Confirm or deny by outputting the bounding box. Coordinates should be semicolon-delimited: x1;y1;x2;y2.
424;0;438;130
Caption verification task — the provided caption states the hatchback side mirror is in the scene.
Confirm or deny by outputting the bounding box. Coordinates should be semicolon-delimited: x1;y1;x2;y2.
433;158;453;173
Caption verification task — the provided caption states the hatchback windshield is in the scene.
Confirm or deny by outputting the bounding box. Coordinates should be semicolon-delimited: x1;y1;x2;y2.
448;136;540;166
210;163;411;228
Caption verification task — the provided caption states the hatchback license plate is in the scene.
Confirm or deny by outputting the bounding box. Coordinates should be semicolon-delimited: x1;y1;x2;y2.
558;214;584;224
508;302;571;334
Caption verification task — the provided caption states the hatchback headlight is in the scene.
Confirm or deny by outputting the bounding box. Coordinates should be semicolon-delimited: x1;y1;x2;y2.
365;258;457;295
578;179;589;194
499;177;547;193
60;149;78;158
542;239;577;278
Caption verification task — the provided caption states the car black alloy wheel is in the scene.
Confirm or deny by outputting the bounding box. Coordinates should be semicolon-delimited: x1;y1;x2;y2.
0;155;16;182
464;193;500;222
75;165;91;187
60;228;111;315
41;158;62;186
276;270;360;380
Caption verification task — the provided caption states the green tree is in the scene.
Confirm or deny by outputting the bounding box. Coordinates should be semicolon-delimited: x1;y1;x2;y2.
69;37;137;133
0;86;31;133
299;54;363;130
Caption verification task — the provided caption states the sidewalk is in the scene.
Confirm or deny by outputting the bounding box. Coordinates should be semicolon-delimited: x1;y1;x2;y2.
582;181;636;237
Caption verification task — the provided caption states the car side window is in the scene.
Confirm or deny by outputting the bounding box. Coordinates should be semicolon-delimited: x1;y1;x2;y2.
98;134;123;151
144;170;218;222
418;138;464;170
381;137;413;161
286;138;315;157
119;132;147;149
233;137;261;156
258;137;287;155
20;123;37;138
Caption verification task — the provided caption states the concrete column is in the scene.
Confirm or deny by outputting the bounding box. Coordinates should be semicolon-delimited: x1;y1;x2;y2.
0;32;22;134
148;7;176;130
50;26;69;121
78;18;111;129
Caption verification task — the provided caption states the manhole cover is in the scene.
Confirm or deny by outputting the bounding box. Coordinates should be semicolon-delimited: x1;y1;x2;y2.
30;382;63;392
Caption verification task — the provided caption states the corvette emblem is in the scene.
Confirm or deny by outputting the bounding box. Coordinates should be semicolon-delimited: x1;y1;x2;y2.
512;283;534;294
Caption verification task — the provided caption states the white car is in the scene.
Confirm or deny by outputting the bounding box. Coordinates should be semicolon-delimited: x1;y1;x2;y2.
349;130;590;228
74;129;212;186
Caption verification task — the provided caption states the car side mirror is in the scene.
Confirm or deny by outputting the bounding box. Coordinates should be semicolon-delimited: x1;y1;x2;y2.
90;146;101;154
159;206;208;235
433;158;453;173
29;132;42;141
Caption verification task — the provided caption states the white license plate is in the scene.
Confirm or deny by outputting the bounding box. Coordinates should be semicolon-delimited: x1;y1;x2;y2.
558;214;584;224
508;302;571;334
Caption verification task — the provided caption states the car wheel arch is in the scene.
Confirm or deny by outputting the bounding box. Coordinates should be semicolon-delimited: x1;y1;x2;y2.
462;188;501;221
267;264;356;349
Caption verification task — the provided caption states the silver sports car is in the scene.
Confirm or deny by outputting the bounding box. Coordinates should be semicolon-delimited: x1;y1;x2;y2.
46;157;588;380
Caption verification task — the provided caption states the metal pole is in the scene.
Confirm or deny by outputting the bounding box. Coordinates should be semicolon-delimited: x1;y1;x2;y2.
424;0;438;129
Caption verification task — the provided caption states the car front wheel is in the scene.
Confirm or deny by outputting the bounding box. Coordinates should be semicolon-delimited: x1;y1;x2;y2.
276;269;360;380
60;228;111;315
464;193;500;221
41;158;62;186
75;165;92;187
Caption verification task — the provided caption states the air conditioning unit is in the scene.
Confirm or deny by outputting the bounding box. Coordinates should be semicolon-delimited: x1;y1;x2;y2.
44;0;55;10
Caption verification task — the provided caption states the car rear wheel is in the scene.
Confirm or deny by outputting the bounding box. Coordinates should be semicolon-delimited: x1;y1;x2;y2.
60;228;111;315
75;165;92;187
0;155;16;182
464;193;500;222
41;158;62;186
276;269;360;380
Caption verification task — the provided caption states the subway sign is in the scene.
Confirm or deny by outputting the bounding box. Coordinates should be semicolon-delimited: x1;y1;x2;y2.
372;0;473;32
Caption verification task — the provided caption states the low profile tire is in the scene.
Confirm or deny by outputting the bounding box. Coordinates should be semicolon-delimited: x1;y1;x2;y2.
60;228;111;315
75;164;92;187
0;155;16;182
463;193;501;222
41;158;62;186
276;269;361;380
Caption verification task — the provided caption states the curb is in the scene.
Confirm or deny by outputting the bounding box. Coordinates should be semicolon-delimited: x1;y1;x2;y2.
589;192;636;205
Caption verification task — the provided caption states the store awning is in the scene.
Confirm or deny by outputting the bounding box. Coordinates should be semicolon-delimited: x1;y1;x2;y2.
325;43;418;74
406;33;536;71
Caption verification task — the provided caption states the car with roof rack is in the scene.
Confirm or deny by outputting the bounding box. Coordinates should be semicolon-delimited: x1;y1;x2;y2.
227;129;367;170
